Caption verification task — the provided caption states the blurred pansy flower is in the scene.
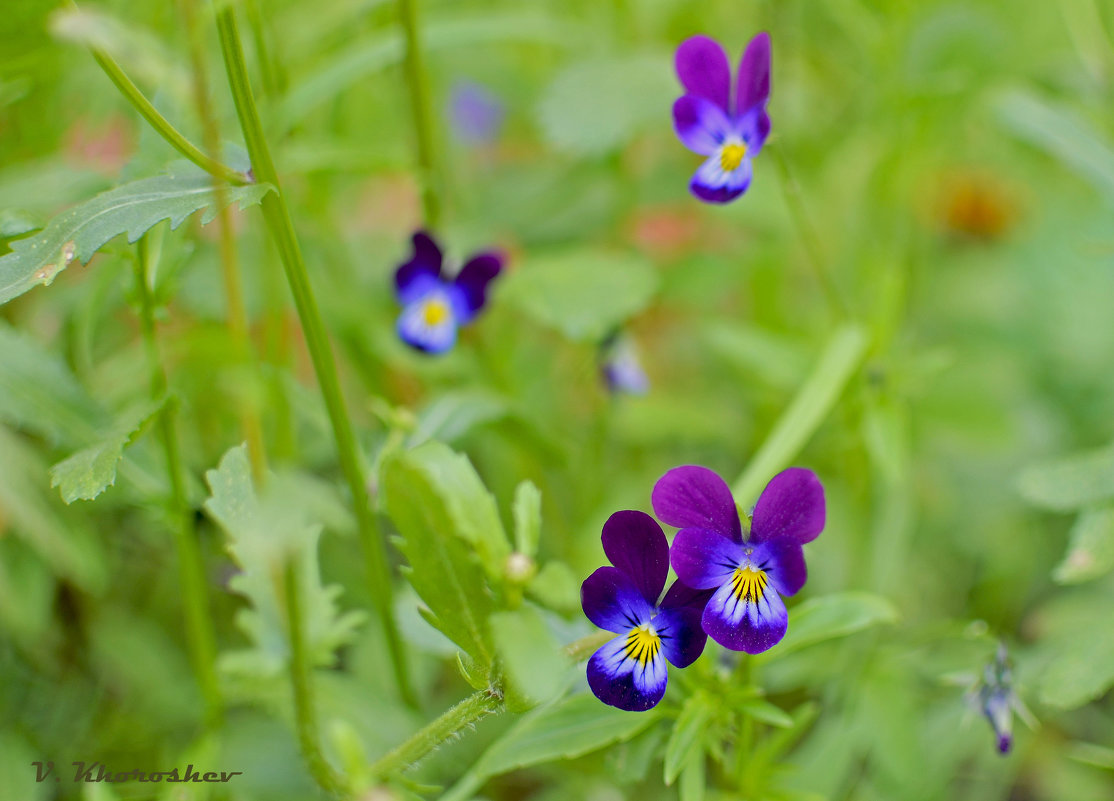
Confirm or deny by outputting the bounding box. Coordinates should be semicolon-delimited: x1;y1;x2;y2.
974;644;1035;755
581;511;712;711
393;231;503;354
672;33;771;204
657;466;824;653
449;80;504;145
600;334;649;395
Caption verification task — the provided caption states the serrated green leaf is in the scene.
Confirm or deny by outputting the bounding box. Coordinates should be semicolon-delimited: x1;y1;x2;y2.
664;693;714;785
0;168;273;306
740;699;794;728
0;209;40;240
382;444;501;670
1052;506;1114;584
1067;742;1114;770
1018;444;1114;511
49;398;162;503
537;54;675;156
491;605;569;711
512;480;542;557
204;445;365;670
763;592;899;660
441;693;660;801
1039;616;1114;710
733;324;868;502
503;249;658;342
408;389;508;447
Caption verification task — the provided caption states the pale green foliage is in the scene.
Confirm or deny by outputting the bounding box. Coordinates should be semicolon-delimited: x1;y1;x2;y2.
664;693;713;785
0;168;272;305
490;605;568;711
502;249;659;342
204;445;365;672
762;592;899;661
1052;506;1114;584
511;480;542;557
1018;444;1114;511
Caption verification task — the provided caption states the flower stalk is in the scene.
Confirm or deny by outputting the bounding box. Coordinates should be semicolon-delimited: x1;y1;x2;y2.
397;0;443;227
134;237;223;729
214;5;414;706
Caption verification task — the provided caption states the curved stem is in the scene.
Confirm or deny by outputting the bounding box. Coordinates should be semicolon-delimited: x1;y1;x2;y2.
90;49;247;186
214;5;414;707
135;238;223;728
369;689;504;781
397;0;442;227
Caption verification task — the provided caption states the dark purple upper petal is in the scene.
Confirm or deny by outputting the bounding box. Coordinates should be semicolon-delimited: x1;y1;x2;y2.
751;539;807;596
602;510;669;605
452;251;503;323
669;527;742;590
652;465;742;542
581;566;654;634
675;35;731;112
735;32;771;116
395;231;444;304
750;467;825;545
673;94;732;156
654;591;708;669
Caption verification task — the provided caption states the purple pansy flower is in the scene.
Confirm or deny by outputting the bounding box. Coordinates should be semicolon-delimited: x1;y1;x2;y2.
393;231;503;354
656;465;824;653
581;511;712;711
672;33;771;204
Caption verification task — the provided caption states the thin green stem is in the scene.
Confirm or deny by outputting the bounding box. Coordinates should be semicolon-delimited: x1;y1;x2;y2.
397;0;442;227
135;238;223;729
179;0;267;481
214;6;414;706
369;689;504;781
284;559;349;798
90;49;247;186
768;142;848;318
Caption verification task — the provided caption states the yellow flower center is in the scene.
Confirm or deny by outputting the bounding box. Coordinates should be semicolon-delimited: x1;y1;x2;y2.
720;142;747;172
730;566;768;603
422;298;450;326
624;624;661;665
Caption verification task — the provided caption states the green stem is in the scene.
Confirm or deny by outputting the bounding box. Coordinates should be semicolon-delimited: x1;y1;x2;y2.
284;559;349;797
135;238;223;729
214;6;414;706
179;0;267;481
90;49;247;186
369;689;504;781
397;0;442;227
768;142;848;318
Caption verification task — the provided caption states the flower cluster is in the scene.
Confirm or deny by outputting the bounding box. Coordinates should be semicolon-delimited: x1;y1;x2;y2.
582;465;825;710
393;231;504;354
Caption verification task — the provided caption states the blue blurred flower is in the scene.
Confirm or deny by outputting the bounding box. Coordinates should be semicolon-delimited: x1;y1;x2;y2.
581;511;712;711
672;33;771;204
449;81;504;145
977;644;1023;755
393;231;503;354
601;335;649;395
661;465;824;653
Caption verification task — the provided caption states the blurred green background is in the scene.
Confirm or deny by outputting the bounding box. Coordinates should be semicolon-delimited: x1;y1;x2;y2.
2;0;1114;798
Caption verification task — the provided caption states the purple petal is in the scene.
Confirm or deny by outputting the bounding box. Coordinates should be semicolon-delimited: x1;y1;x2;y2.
690;154;752;205
701;575;787;653
738;107;772;156
587;634;668;712
655;581;712;668
395;231;444;304
751;539;807;596
673;94;732;156
396;292;458;354
669;527;743;590
750;467;826;545
652;465;742;541
581;566;654;634
736;32;771;116
675;35;731;112
452;252;503;323
602;510;669;605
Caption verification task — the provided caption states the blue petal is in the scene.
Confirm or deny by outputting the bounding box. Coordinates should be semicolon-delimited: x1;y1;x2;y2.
690;154;752;204
397;291;458;354
587;632;668;712
701;570;787;653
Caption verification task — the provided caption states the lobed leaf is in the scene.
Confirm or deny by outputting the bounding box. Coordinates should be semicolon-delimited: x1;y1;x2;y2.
0;167;272;306
491;605;569;711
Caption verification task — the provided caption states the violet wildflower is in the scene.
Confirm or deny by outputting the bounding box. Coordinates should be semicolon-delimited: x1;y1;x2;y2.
394;231;503;354
672;33;771;204
656;465;824;653
449;81;504;145
976;644;1030;755
581;511;712;711
600;334;650;395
